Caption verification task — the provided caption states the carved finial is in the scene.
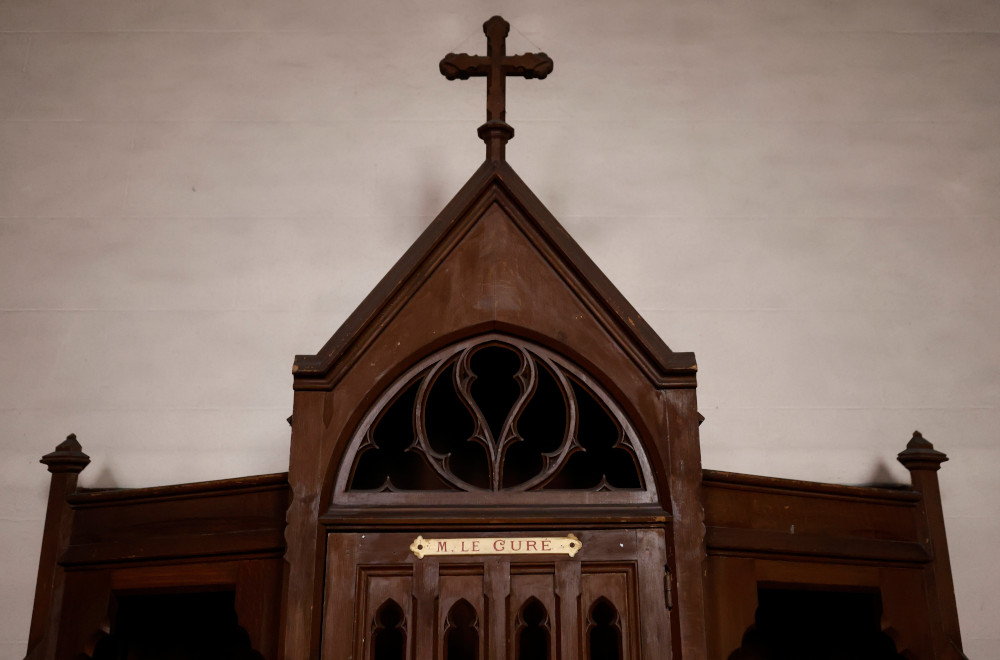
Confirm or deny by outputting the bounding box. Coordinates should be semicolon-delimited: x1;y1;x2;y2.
440;16;553;162
40;433;91;474
897;430;949;472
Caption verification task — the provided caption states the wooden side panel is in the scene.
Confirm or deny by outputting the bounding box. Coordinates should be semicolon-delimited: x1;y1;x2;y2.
636;528;672;660
53;570;111;660
235;559;285;660
704;556;757;660
322;534;361;660
879;567;936;657
703;473;928;564
65;476;288;566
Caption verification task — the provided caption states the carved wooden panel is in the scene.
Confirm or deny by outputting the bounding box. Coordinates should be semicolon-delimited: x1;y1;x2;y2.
337;335;657;505
581;569;636;660
321;530;661;660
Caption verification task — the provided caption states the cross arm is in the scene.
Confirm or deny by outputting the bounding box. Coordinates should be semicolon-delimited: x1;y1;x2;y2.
502;53;553;79
440;54;491;80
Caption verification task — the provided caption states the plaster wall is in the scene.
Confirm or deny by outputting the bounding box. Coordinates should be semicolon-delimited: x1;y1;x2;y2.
1;0;998;656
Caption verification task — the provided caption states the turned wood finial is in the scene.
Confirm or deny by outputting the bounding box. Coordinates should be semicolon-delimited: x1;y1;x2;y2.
440;16;553;162
40;433;91;474
897;430;949;472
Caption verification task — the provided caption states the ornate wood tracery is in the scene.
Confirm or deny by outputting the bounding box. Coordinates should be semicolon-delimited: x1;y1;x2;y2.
343;336;649;496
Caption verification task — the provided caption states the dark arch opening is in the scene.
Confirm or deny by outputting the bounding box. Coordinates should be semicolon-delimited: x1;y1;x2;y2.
445;599;479;660
588;597;622;660
727;587;908;660
371;598;406;660
89;590;263;660
516;597;550;660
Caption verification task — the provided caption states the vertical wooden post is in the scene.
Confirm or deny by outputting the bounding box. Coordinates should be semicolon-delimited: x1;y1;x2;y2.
554;560;581;660
280;391;327;660
483;557;509;660
25;435;90;660
897;431;966;659
665;389;709;660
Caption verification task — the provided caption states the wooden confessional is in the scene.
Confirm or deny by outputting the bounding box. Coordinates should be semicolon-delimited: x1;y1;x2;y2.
24;16;966;660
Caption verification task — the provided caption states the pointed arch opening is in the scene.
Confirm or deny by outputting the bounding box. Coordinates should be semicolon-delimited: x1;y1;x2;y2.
587;597;623;660
515;597;551;660
370;598;406;660
444;599;479;660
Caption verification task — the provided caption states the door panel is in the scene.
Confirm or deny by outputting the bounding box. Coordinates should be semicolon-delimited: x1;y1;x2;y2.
322;530;667;660
509;570;558;660
439;572;486;660
358;571;413;660
580;568;636;660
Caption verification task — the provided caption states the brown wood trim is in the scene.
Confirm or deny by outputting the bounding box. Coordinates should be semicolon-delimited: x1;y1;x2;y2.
69;473;289;507
703;469;919;505
108;562;241;591
705;526;930;564
320;504;671;530
61;530;287;568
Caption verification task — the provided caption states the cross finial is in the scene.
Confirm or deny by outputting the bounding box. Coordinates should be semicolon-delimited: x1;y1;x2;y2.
440;16;553;162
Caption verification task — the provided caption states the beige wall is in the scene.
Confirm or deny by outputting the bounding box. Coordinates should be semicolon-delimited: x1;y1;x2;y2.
2;0;997;656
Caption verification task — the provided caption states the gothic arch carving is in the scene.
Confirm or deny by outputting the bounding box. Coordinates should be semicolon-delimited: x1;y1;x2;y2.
370;598;406;660
444;599;480;660
587;597;623;660
515;597;551;660
332;333;659;505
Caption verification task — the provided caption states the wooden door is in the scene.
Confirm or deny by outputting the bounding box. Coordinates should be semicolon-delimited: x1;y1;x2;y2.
322;529;670;660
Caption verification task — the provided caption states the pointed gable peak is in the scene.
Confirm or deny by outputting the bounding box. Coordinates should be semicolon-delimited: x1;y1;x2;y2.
294;159;695;391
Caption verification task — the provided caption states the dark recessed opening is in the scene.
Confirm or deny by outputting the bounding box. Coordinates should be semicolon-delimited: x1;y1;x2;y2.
588;597;622;660
543;381;640;490
516;598;550;660
469;345;523;442
371;599;405;660
444;599;479;660
728;587;906;660
351;381;451;491
90;590;262;660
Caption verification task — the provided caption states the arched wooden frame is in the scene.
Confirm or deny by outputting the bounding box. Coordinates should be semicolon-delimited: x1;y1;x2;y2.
331;333;660;507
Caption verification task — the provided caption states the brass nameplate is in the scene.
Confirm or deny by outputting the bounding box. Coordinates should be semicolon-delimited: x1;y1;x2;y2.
409;534;582;559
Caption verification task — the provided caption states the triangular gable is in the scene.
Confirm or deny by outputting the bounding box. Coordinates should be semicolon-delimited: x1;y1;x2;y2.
293;159;696;391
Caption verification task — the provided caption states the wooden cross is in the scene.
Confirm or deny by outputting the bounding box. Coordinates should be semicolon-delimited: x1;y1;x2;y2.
440;16;553;161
